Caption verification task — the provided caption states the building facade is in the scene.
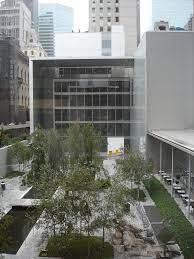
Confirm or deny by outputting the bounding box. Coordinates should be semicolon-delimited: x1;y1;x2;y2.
55;25;125;57
38;12;55;57
89;0;140;56
39;3;74;33
0;0;31;48
151;0;193;28
22;28;47;58
30;58;134;149
0;36;29;124
23;0;38;31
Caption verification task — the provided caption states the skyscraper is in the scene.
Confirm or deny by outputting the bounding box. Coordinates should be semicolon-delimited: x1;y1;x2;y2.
23;0;38;31
0;0;32;48
89;0;140;56
39;3;74;33
151;0;193;28
38;12;55;56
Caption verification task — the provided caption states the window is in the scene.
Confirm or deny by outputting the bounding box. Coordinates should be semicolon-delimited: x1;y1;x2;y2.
24;51;27;55
115;0;119;3
92;8;95;12
30;39;33;42
100;0;103;2
39;52;42;57
115;7;119;12
107;17;111;22
31;50;34;55
100;7;103;12
107;7;111;12
115;17;119;22
100;26;103;32
107;26;111;32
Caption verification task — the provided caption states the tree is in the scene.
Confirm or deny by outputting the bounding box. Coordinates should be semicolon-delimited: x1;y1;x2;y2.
10;141;31;172
117;148;153;202
66;123;103;170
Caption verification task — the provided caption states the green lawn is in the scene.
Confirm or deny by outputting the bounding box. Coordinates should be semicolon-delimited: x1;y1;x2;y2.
39;234;113;259
144;177;194;259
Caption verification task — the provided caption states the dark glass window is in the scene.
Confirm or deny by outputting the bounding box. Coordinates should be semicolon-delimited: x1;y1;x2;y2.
101;123;107;136
116;109;122;121
108;94;115;106
54;82;61;92
108;110;115;121
100;110;107;121
116;95;122;106
55;110;61;121
85;109;92;121
62;110;69;121
77;110;85;121
108;123;115;136
123;95;130;106
70;95;77;106
70;110;77;120
77;95;84;106
116;123;123;136
62;96;69;107
123;109;130;120
123;124;130;136
93;109;100;121
85;95;92;106
62;82;68;92
100;95;107;106
93;95;99;106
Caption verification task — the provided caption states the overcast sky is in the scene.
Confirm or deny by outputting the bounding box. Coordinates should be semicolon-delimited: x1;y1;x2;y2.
39;0;151;35
39;0;89;31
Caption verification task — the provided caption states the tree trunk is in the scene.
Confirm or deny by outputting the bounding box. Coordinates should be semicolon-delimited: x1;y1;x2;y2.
102;225;105;248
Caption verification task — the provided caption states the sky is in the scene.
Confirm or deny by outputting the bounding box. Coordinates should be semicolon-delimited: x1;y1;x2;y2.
39;0;89;31
39;0;151;35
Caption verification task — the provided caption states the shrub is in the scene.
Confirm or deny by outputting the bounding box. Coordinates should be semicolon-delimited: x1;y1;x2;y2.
144;177;194;259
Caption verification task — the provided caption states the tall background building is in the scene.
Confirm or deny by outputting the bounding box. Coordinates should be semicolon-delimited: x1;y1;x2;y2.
23;0;38;31
151;0;193;28
39;3;74;33
38;12;55;57
89;0;140;56
0;0;31;48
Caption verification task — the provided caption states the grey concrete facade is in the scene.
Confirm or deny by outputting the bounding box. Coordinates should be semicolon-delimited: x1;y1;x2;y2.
89;0;140;56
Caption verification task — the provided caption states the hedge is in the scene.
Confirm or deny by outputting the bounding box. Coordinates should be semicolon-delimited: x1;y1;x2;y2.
144;177;194;259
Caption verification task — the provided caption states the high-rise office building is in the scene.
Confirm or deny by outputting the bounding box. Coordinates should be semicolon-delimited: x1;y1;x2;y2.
38;12;55;56
89;0;140;56
39;3;74;33
151;0;193;28
23;0;38;31
0;0;31;48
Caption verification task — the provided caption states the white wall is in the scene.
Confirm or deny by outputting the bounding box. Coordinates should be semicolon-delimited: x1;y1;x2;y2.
55;27;126;57
55;32;102;57
146;32;194;131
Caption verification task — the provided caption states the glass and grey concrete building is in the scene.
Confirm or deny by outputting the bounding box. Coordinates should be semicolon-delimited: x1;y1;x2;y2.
38;12;55;56
151;0;193;28
133;31;194;220
39;3;74;33
30;58;135;149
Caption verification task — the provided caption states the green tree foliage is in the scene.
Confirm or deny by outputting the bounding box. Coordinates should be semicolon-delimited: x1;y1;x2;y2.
10;141;31;172
117;148;153;201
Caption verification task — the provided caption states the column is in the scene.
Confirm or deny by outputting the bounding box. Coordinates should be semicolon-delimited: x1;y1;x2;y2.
159;142;163;174
171;147;174;197
188;155;191;218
